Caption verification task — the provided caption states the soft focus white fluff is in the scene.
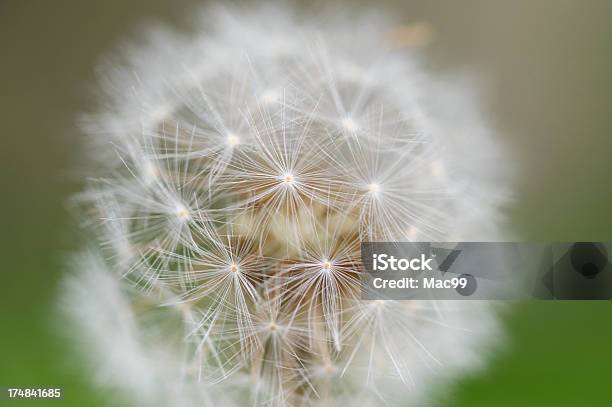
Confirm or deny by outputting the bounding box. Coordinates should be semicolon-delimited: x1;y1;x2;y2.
65;3;510;406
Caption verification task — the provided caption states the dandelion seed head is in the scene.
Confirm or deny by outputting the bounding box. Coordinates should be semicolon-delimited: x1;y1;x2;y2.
64;3;511;406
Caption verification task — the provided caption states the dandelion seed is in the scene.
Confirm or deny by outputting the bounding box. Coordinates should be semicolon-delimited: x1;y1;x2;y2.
226;133;241;148
282;173;294;184
430;160;446;180
260;89;279;104
405;225;419;241
341;117;358;132
174;204;190;221
142;160;159;185
367;182;380;195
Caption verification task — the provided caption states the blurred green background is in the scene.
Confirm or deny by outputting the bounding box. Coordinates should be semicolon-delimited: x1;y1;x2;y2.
1;0;611;405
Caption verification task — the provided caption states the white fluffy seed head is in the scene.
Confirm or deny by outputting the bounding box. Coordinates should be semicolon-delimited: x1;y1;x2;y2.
65;4;510;407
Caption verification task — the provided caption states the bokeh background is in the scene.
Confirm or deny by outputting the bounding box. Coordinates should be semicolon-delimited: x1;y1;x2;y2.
2;0;612;405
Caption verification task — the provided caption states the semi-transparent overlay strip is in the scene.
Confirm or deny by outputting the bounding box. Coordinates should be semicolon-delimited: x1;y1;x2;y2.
360;242;612;300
